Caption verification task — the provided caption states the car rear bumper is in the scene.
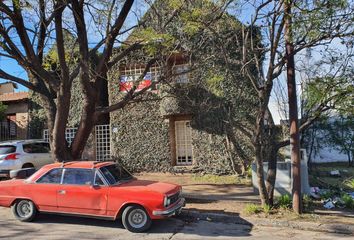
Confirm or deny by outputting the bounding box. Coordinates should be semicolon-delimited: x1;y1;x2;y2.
152;198;186;217
0;170;10;177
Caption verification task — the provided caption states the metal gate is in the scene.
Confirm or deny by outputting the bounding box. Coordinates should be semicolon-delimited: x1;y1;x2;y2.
95;125;111;161
43;124;111;161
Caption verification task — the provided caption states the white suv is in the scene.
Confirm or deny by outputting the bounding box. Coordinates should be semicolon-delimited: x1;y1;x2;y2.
0;140;53;178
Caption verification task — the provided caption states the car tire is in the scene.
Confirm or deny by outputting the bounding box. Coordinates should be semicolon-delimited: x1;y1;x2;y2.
11;199;37;222
122;205;152;233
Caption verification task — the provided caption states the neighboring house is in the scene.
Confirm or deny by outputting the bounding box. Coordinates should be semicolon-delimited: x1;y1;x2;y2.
0;82;29;141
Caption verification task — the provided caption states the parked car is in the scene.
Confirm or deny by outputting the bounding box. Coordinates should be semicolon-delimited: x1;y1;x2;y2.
0;161;185;232
0;140;53;178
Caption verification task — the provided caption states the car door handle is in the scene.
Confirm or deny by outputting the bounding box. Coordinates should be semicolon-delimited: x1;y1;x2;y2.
58;190;66;195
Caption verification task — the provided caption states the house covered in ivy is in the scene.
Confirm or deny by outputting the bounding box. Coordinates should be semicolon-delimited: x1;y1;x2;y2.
107;1;259;174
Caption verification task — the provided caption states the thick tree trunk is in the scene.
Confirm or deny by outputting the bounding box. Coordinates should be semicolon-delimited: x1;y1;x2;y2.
52;84;72;162
253;112;269;206
265;145;277;206
71;94;98;159
255;143;269;206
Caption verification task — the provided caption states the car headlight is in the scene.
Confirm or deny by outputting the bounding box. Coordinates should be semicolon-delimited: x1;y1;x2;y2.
164;196;171;207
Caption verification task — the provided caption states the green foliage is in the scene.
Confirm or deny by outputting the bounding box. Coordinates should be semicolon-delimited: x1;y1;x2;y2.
129;27;176;56
319;189;335;200
244;204;262;215
302;194;314;211
263;204;271;215
304;76;354;116
344;179;354;189
206;73;225;97
341;193;354;209
293;0;351;43
276;194;292;209
0;102;7;120
246;166;252;178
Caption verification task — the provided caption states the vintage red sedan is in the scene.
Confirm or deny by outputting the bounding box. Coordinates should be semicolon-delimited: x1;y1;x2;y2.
0;161;185;232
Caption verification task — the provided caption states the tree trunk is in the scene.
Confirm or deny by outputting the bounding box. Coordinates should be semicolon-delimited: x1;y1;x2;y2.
255;143;269;206
284;0;302;214
265;145;277;206
71;93;98;159
253;112;269;206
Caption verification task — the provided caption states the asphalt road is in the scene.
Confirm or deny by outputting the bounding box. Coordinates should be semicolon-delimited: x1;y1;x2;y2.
0;207;352;240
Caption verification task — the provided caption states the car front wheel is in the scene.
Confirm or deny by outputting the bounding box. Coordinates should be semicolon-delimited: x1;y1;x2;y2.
122;205;152;233
11;199;37;222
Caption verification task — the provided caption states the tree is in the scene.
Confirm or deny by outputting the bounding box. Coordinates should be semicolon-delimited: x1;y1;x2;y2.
325;116;353;166
1;0;216;161
225;0;354;207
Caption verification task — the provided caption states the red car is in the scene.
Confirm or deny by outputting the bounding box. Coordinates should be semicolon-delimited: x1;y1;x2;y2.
0;161;185;232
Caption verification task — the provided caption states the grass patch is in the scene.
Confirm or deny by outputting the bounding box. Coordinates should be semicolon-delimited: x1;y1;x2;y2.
341;194;354;209
191;174;251;185
276;194;292;209
344;178;354;189
244;204;262;215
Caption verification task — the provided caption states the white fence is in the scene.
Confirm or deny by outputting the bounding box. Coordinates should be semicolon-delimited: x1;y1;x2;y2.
43;125;111;161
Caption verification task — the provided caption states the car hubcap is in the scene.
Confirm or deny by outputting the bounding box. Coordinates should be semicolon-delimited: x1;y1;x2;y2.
17;201;32;218
128;209;147;229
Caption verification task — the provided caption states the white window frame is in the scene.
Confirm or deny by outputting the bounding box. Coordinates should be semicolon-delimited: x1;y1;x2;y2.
175;120;193;166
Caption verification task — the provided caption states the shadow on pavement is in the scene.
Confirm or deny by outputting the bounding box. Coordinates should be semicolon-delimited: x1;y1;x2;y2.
30;212;253;238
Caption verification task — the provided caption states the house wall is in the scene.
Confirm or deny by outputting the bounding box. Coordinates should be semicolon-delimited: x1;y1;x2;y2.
108;85;236;174
0;83;15;94
14;112;29;139
5;102;28;114
1;101;29;140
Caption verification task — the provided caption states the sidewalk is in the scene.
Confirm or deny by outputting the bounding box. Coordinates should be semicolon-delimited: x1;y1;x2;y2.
138;172;354;235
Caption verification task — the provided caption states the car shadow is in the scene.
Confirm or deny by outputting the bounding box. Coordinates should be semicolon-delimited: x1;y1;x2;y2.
32;212;253;237
35;213;122;228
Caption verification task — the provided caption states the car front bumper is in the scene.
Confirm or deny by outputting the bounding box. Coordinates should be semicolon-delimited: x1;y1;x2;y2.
152;198;186;217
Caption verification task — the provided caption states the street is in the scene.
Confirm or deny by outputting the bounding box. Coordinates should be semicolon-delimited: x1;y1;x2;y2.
0;207;352;240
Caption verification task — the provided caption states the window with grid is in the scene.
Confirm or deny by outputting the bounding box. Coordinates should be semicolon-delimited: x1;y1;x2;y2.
173;64;189;83
120;65;160;82
175;121;193;165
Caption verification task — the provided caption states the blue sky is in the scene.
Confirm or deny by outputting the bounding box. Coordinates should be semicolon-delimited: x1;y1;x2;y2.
0;57;28;92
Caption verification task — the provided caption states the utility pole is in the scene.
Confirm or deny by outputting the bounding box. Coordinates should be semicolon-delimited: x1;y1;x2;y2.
284;0;302;214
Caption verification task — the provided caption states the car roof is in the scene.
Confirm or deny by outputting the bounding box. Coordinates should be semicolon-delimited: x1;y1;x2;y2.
44;161;114;169
0;139;48;145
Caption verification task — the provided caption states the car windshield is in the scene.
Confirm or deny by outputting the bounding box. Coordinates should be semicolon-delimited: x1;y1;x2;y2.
0;145;16;154
100;164;133;185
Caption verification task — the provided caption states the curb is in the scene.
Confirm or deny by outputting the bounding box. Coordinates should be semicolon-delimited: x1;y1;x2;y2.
180;209;354;235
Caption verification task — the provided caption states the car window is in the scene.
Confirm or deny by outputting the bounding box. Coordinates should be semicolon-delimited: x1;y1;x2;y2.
37;168;63;184
63;169;93;185
23;143;50;154
94;171;105;186
100;164;133;185
0;145;16;154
